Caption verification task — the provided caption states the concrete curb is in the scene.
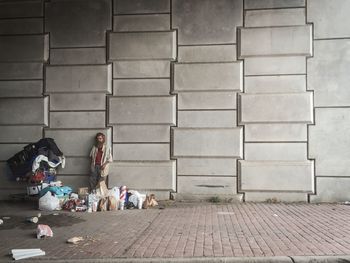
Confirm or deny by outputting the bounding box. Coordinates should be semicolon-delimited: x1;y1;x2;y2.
3;256;350;263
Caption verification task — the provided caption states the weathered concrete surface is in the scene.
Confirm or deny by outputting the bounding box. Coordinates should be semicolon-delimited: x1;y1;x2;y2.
245;0;305;9
109;31;176;60
239;93;313;124
308;0;350;39
239;161;314;192
113;14;170;31
245;8;305;27
45;0;111;47
172;0;243;44
109;161;176;191
308;39;350;107
239;25;312;57
309;108;350;177
46;65;112;93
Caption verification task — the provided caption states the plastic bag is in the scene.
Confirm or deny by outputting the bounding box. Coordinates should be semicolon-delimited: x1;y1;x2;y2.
39;191;60;211
37;224;53;239
108;187;120;201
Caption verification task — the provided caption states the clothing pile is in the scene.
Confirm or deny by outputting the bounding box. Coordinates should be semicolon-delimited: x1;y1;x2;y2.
6;138;65;195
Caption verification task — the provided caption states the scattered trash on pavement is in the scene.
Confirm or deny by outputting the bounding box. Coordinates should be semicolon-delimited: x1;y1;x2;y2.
26;216;38;223
67;236;84;244
0;219;3;225
273;214;278;217
217;212;235;215
143;194;158;209
343;201;350;205
3;216;11;220
36;224;53;239
11;248;45;260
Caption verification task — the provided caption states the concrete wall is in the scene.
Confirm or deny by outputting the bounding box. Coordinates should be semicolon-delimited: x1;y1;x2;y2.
0;0;349;202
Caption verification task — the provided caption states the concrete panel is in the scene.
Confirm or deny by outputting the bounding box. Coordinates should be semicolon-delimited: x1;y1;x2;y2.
172;128;243;158
114;79;170;96
239;25;312;58
114;0;170;14
239;93;313;123
58;157;90;175
307;39;350;107
113;61;170;78
109;161;175;191
245;0;305;9
307;0;350;39
50;93;106;111
244;192;308;202
177;176;237;196
309;108;350;176
0;126;42;143
245;124;307;142
310;177;350;203
0;35;48;62
0;80;43;97
0;1;43;18
45;0;112;47
172;0;243;45
113;125;170;143
0;63;43;80
113;14;170;31
109;31;176;61
244;57;306;75
245;9;305;27
0;18;43;34
174;63;242;92
50;112;105;128
0;162;27;187
177;158;236;176
0;144;26;161
56;175;90;191
245;143;307;161
0;97;48;125
46;65;112;94
178;110;237;128
245;75;306;94
178;92;237;110
109;96;176;125
239;160;314;192
114;144;170;161
44;128;111;157
178;45;236;63
50;48;106;65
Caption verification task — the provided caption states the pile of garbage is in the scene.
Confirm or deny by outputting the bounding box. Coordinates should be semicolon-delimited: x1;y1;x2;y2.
7;138;65;196
39;185;158;212
6;137;158;212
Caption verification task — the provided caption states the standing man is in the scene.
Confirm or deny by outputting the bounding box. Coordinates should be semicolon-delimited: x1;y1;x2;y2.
89;132;113;192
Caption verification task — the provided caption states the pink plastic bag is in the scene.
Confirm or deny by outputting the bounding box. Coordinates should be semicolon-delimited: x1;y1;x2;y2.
37;224;53;239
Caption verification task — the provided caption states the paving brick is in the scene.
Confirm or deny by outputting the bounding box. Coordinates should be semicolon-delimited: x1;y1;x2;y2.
1;202;350;261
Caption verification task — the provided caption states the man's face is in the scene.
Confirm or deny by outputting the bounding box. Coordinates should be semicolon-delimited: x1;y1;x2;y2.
97;135;104;144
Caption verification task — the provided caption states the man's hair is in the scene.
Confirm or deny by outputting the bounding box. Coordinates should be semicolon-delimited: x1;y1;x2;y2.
95;132;105;146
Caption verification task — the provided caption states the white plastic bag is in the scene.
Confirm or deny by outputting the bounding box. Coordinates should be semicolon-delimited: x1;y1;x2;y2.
37;224;53;239
39;191;60;211
108;187;120;201
128;190;146;209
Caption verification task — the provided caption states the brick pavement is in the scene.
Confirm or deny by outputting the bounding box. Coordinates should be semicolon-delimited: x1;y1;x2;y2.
0;201;350;261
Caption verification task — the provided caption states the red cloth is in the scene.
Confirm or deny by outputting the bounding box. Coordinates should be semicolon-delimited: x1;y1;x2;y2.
95;147;103;165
